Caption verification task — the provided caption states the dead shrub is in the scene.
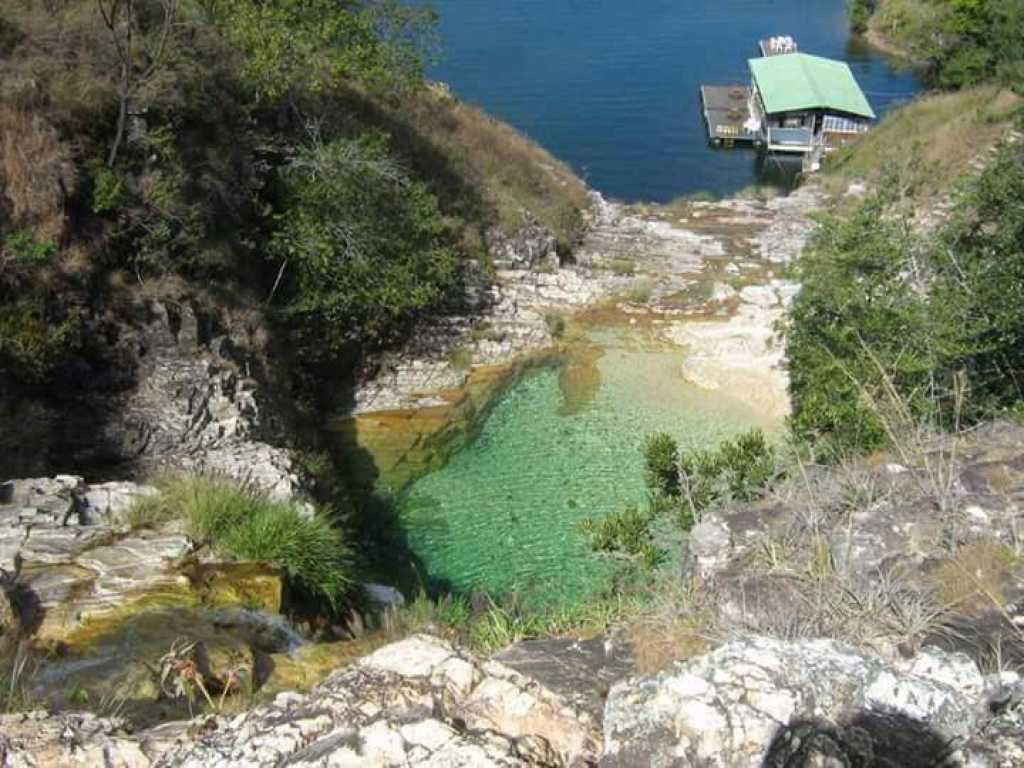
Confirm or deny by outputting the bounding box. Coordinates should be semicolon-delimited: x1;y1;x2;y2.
0;105;73;239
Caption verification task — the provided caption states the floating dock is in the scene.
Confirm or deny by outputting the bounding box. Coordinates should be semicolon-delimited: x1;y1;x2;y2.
699;85;759;146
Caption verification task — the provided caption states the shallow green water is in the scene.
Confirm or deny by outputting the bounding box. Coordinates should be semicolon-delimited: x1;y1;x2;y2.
395;327;777;607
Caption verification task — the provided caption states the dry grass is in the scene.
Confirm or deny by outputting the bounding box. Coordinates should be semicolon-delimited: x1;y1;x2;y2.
627;580;712;673
822;86;1022;200
406;84;589;246
930;539;1019;612
0;105;72;239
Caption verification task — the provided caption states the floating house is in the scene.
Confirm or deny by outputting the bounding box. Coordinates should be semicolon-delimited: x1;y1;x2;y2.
747;53;875;154
700;38;875;168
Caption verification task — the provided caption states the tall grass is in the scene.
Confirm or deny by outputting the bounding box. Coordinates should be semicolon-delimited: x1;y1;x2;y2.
128;476;353;609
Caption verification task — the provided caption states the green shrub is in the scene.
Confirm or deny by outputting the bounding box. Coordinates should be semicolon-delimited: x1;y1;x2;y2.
1;230;57;265
849;0;876;33
625;282;654;304
787;143;1024;456
583;429;776;565
447;344;473;370
609;258;636;276
271;135;460;352
0;300;80;382
90;166;127;215
643;433;680;496
580;504;655;557
127;476;353;609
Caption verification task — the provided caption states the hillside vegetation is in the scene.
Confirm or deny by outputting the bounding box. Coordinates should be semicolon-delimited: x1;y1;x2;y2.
852;0;1024;89
820;86;1021;199
0;0;586;389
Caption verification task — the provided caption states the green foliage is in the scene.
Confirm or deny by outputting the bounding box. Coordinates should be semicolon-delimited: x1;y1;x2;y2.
0;652;37;714
0;299;80;382
0;13;24;57
867;0;1024;89
544;312;566;339
90;165;127;215
447;345;473;370
1;230;57;265
397;591;628;655
609;258;636;276
580;504;656;558
128;476;353;609
583;429;777;564
209;0;433;99
643;433;680;496
271;135;460;351
787;141;1024;456
849;0;877;32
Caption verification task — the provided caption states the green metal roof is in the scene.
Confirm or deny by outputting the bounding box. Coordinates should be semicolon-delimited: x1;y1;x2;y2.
748;53;876;119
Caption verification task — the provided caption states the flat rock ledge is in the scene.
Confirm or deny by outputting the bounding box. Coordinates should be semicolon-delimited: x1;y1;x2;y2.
3;633;1023;767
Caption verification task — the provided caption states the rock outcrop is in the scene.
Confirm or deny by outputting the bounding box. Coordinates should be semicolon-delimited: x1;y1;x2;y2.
0;298;301;500
0;475;282;647
139;634;598;767
2;631;1021;767
603;636;992;767
103;300;302;500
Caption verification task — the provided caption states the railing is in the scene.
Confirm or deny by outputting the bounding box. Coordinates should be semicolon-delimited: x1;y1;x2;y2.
766;126;814;151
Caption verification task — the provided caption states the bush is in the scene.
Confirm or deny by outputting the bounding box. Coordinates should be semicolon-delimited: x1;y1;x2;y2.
643;433;680;496
128;476;353;609
865;0;1023;90
583;429;777;564
787;142;1024;456
544;311;566;339
271;135;461;352
0;299;80;382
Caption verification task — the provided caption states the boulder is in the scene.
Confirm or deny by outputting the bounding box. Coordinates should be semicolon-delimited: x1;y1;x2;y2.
148;634;600;767
602;636;986;767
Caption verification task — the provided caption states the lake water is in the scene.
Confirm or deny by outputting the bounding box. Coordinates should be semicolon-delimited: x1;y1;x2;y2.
428;0;922;201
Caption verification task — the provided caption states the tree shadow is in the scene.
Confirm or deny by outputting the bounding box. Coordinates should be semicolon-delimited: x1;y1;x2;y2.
763;711;959;768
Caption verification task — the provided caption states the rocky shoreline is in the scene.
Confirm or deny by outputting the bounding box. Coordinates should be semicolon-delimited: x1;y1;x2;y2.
2;631;1022;766
339;185;823;493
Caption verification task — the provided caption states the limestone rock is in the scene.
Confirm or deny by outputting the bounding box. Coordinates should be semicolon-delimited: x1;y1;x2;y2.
489;217;559;271
152;634;599;767
0;712;150;768
602;636;984;767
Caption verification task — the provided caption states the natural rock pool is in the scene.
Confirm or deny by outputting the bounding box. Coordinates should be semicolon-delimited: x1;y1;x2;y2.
391;322;778;606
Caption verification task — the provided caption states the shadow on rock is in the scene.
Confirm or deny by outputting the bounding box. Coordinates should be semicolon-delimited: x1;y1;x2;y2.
763;712;957;768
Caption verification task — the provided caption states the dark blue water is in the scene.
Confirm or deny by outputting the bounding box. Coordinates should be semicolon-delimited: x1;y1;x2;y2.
428;0;922;201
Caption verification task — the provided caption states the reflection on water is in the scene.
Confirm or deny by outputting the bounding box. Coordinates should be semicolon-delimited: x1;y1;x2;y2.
558;344;604;415
393;325;779;607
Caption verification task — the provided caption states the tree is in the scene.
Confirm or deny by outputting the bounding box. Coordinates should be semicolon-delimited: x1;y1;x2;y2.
206;0;434;101
96;0;180;166
269;134;459;351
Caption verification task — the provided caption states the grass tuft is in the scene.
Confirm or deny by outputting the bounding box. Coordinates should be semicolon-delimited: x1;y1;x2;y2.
127;476;353;609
